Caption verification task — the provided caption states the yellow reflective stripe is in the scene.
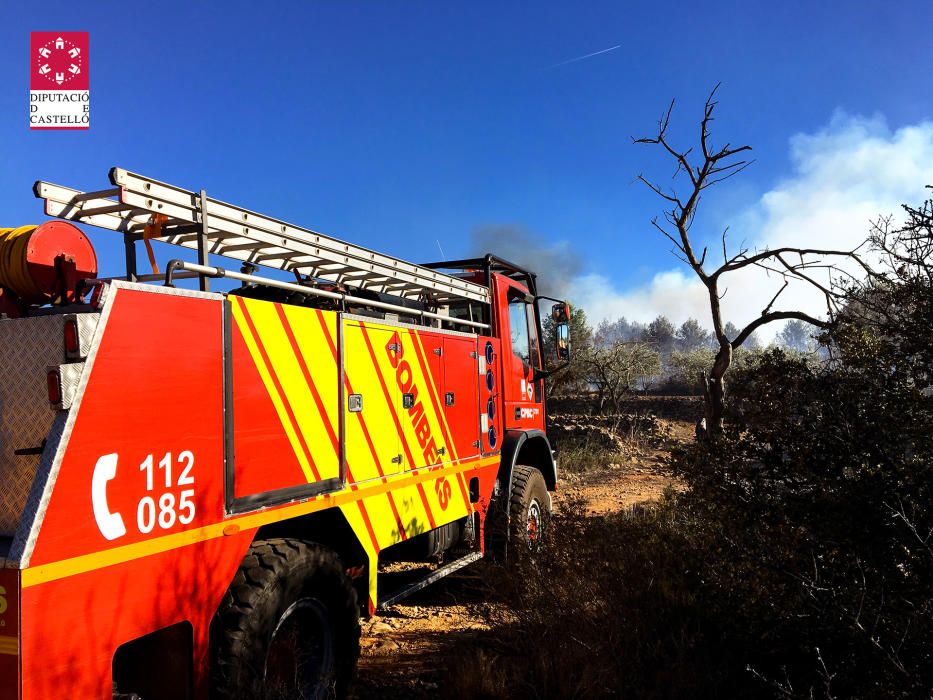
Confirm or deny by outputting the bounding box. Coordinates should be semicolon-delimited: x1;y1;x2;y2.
340;322;412;546
231;298;317;483
342;322;401;480
250;301;340;481
283;304;341;475
0;635;17;656
21;455;498;588
361;323;442;530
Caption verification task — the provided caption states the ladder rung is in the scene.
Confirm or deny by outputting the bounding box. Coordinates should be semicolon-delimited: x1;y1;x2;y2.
255;251;303;263
216;240;270;254
172;230;238;244
76;203;134;218
340;272;386;282
70;187;121;203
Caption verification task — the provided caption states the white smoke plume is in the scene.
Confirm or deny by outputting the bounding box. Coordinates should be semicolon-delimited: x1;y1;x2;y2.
572;113;933;339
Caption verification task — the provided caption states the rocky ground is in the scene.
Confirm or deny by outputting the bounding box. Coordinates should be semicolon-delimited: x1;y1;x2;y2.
352;405;693;699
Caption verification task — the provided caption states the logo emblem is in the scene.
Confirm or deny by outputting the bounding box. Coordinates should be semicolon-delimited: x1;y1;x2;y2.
34;35;84;86
29;32;90;130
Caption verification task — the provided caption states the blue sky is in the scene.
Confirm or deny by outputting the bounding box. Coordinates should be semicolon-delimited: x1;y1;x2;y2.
2;1;932;331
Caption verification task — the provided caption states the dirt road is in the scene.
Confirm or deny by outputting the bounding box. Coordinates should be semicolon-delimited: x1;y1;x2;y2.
352;419;686;698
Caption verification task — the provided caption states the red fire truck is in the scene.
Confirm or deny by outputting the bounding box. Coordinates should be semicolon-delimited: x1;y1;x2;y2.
0;168;571;699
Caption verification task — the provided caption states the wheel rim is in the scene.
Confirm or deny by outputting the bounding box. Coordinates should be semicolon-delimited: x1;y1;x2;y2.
526;498;542;544
264;598;335;700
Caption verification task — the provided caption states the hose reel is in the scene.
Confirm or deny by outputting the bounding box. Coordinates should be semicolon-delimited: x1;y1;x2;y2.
0;221;98;312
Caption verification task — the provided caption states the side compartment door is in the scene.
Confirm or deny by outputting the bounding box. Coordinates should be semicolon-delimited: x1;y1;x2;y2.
442;336;480;463
342;320;403;479
229;297;343;507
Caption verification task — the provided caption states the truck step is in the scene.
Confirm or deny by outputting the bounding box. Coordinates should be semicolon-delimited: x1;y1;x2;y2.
378;551;483;609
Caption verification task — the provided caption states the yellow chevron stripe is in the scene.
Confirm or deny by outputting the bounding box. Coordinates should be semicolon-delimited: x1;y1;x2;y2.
285;305;341;459
411;331;475;512
338;503;380;608
410;330;470;523
342;321;417;544
238;303;405;549
0;635;17;656
249;301;340;481
343;322;402;479
356;321;464;531
412;331;461;462
396;331;449;472
232;298;317;483
21;455;499;589
352;322;431;544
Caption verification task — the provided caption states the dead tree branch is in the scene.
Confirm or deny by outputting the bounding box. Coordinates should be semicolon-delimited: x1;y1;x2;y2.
634;85;869;437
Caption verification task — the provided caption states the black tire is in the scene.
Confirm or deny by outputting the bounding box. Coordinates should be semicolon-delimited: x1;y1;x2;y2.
211;538;360;700
508;465;551;549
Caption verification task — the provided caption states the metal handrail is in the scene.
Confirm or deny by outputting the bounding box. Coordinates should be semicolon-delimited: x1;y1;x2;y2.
163;260;490;331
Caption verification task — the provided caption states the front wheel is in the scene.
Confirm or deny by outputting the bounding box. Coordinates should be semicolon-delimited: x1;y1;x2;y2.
211;538;360;700
508;465;551;549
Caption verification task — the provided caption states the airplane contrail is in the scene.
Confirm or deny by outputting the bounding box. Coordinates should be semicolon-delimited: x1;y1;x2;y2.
552;44;621;68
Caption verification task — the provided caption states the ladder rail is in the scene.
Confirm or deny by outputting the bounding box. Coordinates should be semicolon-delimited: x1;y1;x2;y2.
34;169;490;306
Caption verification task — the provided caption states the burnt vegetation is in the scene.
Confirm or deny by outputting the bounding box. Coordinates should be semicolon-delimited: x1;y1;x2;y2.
436;195;933;694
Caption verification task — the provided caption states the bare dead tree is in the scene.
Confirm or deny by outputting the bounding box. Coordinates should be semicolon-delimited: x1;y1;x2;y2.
635;85;871;438
870;191;933;283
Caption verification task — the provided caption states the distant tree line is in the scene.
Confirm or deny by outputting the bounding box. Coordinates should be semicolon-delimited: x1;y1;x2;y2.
548;307;818;411
592;314;762;352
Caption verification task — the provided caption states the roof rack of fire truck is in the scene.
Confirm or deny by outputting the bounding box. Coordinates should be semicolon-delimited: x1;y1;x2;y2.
423;255;540;296
33;168;492;314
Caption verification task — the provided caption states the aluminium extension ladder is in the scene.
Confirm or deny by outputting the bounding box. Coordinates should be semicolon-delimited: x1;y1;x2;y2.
34;167;490;308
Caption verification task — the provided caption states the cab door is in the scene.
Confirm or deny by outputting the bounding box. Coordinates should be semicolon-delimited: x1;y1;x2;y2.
498;280;545;432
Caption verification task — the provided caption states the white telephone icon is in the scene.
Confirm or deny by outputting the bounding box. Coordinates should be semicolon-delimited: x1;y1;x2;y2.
92;453;126;541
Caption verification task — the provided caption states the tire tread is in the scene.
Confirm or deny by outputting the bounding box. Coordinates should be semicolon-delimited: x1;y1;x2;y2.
211;538;360;699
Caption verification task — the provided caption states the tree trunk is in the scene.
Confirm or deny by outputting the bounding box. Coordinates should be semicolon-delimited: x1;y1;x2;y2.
698;342;732;439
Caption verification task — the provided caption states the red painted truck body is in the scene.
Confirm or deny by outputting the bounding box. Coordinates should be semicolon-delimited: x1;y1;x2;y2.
0;169;566;699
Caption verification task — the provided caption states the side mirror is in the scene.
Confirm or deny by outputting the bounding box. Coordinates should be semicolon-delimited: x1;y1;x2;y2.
536;298;572;369
556;320;571;361
551;302;570;323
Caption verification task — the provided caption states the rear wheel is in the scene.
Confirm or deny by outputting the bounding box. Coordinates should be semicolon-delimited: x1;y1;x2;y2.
211;538;360;700
508;465;551;549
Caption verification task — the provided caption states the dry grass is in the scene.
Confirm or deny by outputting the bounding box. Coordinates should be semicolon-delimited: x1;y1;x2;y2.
558;441;628;475
439;496;754;699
